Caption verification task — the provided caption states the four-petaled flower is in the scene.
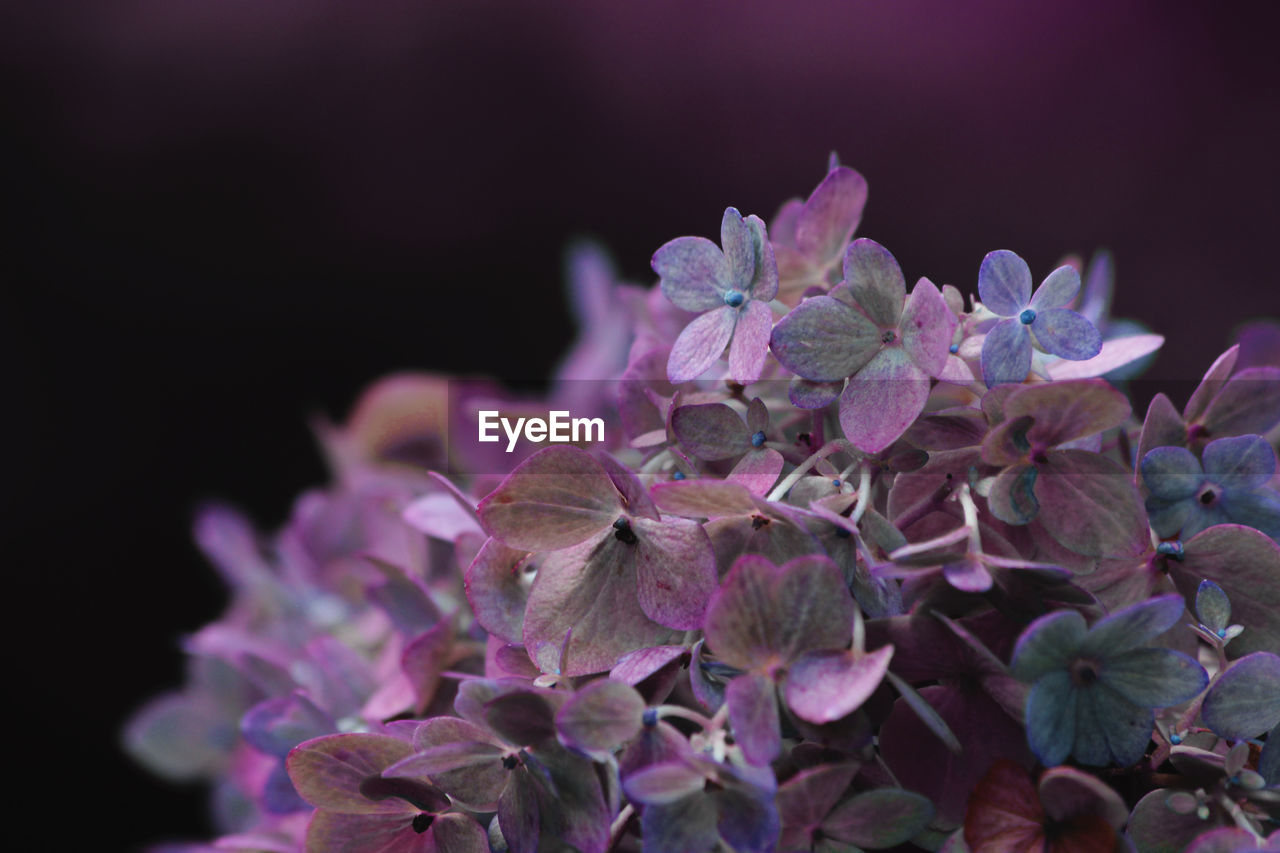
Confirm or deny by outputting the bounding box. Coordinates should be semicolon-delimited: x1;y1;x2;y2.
1141;434;1280;542
653;206;779;384
1012;594;1208;767
978;250;1102;386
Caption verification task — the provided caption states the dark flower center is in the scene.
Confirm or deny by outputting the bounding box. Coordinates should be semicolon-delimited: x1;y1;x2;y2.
613;516;638;544
724;289;746;307
502;754;519;770
1020;308;1037;325
412;813;434;834
1199;488;1217;505
1070;658;1102;686
881;329;897;344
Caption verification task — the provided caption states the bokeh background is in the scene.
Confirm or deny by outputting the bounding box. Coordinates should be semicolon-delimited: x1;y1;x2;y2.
7;0;1280;847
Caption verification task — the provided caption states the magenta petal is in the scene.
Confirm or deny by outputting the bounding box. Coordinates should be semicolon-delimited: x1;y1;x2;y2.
612;645;688;686
844;238;906;327
795;166;867;265
746;214;779;301
980;319;1031;387
728;299;774;384
901;277;958;377
667;305;737;383
727;448;785;496
942;557;994;593
465;538;530;644
1030;265;1081;310
978;250;1033;317
726;673;782;765
430;813;490;853
633;516;718;630
769;294;880;382
651;478;758;518
672;402;752;460
839;348;930;454
286;733;418;814
476;446;621;552
555;680;646;758
785;644;893;724
653;236;730;311
1035;450;1148;557
1047;334;1164;380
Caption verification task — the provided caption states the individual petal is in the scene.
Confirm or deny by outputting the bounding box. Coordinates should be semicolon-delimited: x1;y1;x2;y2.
1201;434;1278;490
703;554;853;671
1004;378;1132;448
554;680;645;759
978;250;1033;317
484;692;559;746
1030;264;1081;310
721;207;757;294
405;718;507;810
632;516;718;631
667;305;737;384
497;766;540;853
1199;366;1280;438
1145;495;1194;539
1047;334;1165;380
1011;610;1087;682
844;238;906;326
671;402;752;460
769;294;880;382
285;733;420;815
726;673;781;766
429;813;490;853
1099;648;1207;708
1219;487;1280;540
1127;788;1229;853
824;789;935;849
1078;593;1187;658
728;298;774;384
942;557;995;592
1141;446;1204;501
784;644;893;724
1038;766;1129;829
838;347;931;454
653;235;730;311
745;214;779;301
1195;579;1232;635
1070;684;1152;767
476;446;621;552
1035;450;1150;557
794;165;868;265
639;794;720;853
1031;308;1103;360
726;448;785;497
241;692;335;759
962;760;1045;853
901;277;958;377
981;320;1032;387
1201;652;1280;740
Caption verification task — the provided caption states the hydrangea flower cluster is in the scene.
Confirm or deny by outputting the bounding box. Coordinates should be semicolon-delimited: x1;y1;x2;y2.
128;160;1280;853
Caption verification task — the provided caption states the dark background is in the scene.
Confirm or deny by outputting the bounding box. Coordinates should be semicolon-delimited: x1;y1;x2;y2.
6;0;1280;848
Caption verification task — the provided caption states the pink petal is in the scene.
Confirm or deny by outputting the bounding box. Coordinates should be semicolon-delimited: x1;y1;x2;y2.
839;348;931;454
667;305;737;383
728;299;773;384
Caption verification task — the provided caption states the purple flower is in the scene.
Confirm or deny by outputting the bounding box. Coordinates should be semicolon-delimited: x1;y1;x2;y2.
1141;434;1280;541
1012;594;1208;767
652;206;778;384
978;250;1102;386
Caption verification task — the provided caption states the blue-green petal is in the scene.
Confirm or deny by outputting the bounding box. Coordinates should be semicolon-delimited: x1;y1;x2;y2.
1026;670;1078;767
1100;648;1207;708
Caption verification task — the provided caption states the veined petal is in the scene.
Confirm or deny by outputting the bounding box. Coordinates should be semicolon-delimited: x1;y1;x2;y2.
1220;487;1280;540
1072;684;1152;767
1030;265;1081;310
978;250;1033;317
1025;670;1077;767
745;214;779;301
721;207;756;293
667;305;737;384
901;277;957;377
1100;648;1207;708
839;348;931;454
1202;434;1277;490
794;166;867;266
1140;446;1204;501
653;236;730;311
728;299;773;384
844;238;906;327
981;320;1032;387
1031;308;1102;361
1079;593;1186;658
770;294;880;382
